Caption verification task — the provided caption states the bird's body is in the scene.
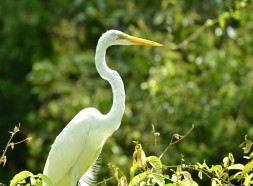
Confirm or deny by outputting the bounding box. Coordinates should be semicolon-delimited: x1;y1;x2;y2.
43;30;162;186
43;108;106;185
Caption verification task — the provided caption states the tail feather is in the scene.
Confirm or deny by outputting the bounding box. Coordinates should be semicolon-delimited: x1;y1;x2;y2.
78;157;101;186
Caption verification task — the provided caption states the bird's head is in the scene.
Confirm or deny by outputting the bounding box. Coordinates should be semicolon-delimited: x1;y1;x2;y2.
101;30;163;47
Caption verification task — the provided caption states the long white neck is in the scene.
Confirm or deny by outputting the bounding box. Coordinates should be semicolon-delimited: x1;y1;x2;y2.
95;38;125;132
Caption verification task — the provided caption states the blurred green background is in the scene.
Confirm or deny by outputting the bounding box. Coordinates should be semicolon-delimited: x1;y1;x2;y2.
1;0;253;184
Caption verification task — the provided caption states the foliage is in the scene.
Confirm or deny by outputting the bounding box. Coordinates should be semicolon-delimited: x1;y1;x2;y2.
0;126;31;186
1;0;253;184
9;133;253;186
10;171;52;186
99;134;253;186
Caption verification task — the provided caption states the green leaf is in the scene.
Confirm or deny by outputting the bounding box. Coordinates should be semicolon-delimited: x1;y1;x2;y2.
211;165;222;173
240;160;253;180
130;164;140;179
244;141;253;154
228;164;244;170
33;178;43;186
146;156;163;174
229;171;242;181
129;172;148;186
205;19;214;26
223;157;229;168
38;173;53;186
182;171;194;186
211;178;222;186
249;152;253;158
244;173;251;186
10;170;33;186
233;10;240;20
193;181;199;186
152;173;165;186
198;170;203;179
219;11;230;29
163;174;170;180
181;179;199;186
228;153;235;164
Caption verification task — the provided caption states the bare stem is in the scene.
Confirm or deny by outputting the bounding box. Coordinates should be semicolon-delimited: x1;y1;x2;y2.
0;124;31;166
159;124;194;159
171;18;219;50
0;126;19;166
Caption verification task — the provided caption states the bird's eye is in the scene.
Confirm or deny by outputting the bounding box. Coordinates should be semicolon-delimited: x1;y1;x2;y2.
117;34;127;40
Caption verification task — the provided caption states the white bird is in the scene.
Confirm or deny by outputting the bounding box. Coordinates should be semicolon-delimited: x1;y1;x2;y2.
43;30;162;186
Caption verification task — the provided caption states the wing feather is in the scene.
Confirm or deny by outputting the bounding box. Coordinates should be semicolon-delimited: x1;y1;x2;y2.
43;109;91;184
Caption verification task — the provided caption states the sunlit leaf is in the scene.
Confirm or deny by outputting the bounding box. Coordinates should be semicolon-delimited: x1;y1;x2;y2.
10;171;33;186
33;178;43;186
240;160;253;180
152;173;165;186
198;170;203;180
239;136;253;154
244;142;253;154
205;19;214;26
211;165;222;173
181;179;199;186
223;157;229;168
249;152;253;159
229;171;242;182
182;171;193;186
211;178;222;186
233;10;240;20
244;173;250;186
146;156;163;174
130;164;139;179
132;144;147;169
38;173;53;186
118;176;128;186
228;153;234;164
219;11;230;29
228;163;244;170
129;172;148;186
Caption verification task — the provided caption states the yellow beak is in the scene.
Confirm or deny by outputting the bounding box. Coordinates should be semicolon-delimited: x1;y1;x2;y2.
127;35;163;46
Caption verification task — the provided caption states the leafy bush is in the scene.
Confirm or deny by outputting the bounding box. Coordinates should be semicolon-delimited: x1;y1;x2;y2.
8;129;253;186
1;0;253;184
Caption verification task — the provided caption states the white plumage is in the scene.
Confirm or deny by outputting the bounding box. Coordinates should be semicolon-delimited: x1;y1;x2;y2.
43;30;162;186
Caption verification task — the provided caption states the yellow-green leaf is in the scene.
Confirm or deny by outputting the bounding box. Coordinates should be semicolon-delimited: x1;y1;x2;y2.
130;164;139;179
182;171;193;186
10;170;33;186
228;163;244;170
146;156;163;174
229;171;242;182
240;160;253;180
181;179;199;186
219;11;230;29
223;157;229;168
39;173;53;186
198;170;203;180
129;172;148;186
153;173;165;186
233;10;240;20
211;165;222;173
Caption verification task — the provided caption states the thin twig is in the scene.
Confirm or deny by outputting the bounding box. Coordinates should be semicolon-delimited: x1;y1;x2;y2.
159;124;194;159
171;19;219;50
95;177;114;186
151;124;160;155
0;126;19;166
0;124;31;166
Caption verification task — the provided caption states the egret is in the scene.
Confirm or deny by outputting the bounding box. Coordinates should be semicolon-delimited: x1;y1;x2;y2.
43;30;162;186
